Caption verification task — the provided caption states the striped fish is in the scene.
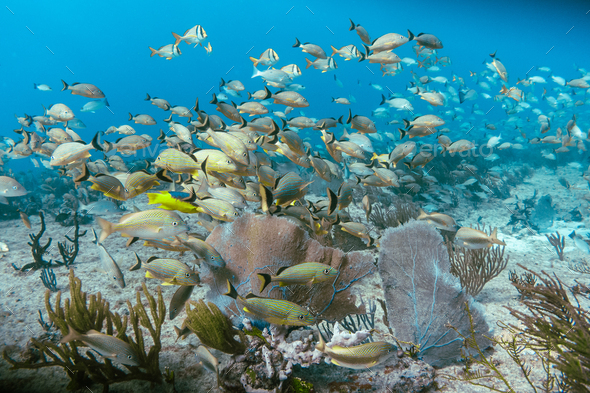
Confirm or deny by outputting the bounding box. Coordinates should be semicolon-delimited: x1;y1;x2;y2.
131;253;199;286
192;149;238;173
205;129;249;165
194;198;239;222
315;335;395;369
225;280;314;326
257;262;338;292
96;209;188;243
337;182;353;209
174;235;226;268
154;149;201;176
147;191;203;214
207;186;247;208
273;172;313;207
89;174;128;201
125;169;171;199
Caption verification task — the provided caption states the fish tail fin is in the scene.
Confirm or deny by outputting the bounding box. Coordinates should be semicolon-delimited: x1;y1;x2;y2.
224;280;239;299
292;37;301;48
172;32;182;45
349;19;355;31
60;324;81;344
249;56;259;66
128;112;134;121
305;58;313;69
130;252;142;271
34;83;38;90
145;93;151;101
148;46;158;57
417;208;427;219
251;65;261;79
398;127;407;139
407;30;415;41
96;217;114;243
61;79;68;91
315;334;326;352
258;273;272;292
490;227;506;246
330;45;338;57
91;132;103;151
380;94;387;106
103;141;113;153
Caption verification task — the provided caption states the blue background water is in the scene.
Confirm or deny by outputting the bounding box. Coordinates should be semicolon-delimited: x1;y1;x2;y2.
2;0;589;171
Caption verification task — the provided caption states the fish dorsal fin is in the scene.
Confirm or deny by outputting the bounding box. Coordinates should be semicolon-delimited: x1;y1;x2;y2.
245;293;260;299
147;256;158;263
276;266;289;276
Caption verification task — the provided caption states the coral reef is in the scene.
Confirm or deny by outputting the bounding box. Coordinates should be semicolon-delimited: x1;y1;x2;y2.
378;220;491;367
3;270;168;393
183;299;247;355
40;267;58;292
369;197;418;230
204;213;375;321
508;269;538;300
447;230;509;296
220;336;292;393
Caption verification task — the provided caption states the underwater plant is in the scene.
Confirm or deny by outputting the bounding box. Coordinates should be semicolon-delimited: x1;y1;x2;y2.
507;265;590;392
378;220;490;367
545;231;565;261
183;299;247;355
440;301;560;392
3;270;169;393
508;269;538;300
55;212;87;267
447;235;509;296
40;266;58;292
369;197;418;230
14;211;53;271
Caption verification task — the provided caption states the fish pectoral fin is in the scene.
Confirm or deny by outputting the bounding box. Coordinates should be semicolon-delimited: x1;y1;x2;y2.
161;281;175;286
145;271;156;279
278;281;287;287
243;307;251;313
331;359;341;366
157;227;163;233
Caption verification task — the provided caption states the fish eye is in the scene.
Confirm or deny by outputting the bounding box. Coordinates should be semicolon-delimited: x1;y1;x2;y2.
242;153;247;157
227;160;231;164
298;314;305;320
185;273;190;277
12;186;17;190
210;256;215;260
127;355;133;359
172;222;178;226
323;268;331;275
113;276;117;280
50;156;54;160
234;212;238;216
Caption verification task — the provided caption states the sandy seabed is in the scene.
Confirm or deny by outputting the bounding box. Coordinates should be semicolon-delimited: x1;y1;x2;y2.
1;165;589;392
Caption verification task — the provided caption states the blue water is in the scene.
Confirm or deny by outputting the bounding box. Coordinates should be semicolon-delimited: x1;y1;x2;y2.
2;0;590;172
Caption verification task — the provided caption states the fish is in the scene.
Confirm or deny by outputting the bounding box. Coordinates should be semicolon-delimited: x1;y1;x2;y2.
331;44;362;61
149;43;182;60
454;227;506;249
315;335;395;369
172;25;207;47
409;31;443;49
131;253;199;286
128;113;157;125
194;197;240;222
568;231;590;254
225;280;315;326
170;285;194;320
196;345;220;387
293;38;327;59
105;125;136;135
417;209;457;231
96;209;188;243
91;229;125;288
61;80;105;98
0;176;28;197
80;98;109;113
489;51;508;82
49;135;100;166
19;211;31;229
145;93;171;111
271;172;313;207
305;57;337;72
34;83;52;91
349;19;372;45
79;200;124;216
338;221;375;246
257;262;338;292
46;103;75;122
104;134;153;154
249;48;279;67
251;66;292;85
174;235;225;268
61;325;139;366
